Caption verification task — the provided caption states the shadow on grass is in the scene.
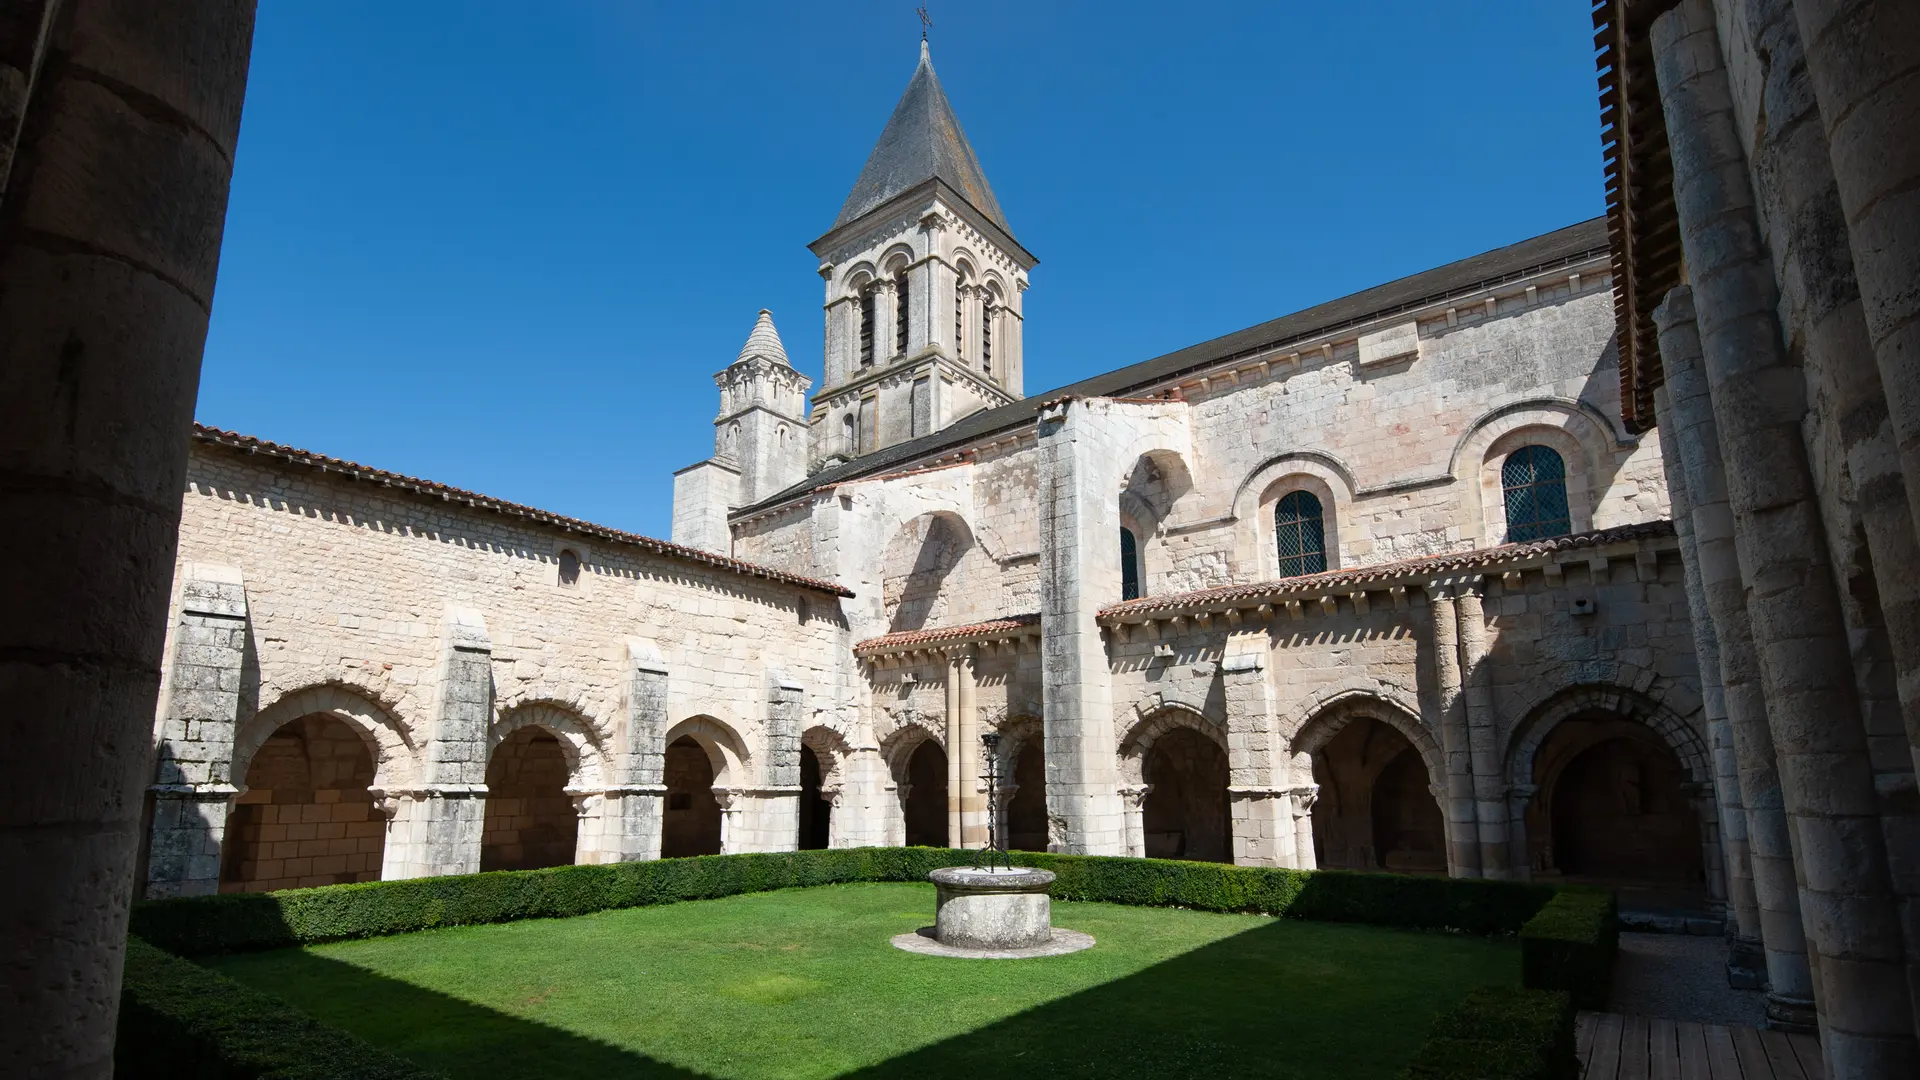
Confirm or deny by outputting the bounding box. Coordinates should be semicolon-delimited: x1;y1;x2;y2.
240;916;1507;1080
247;949;705;1079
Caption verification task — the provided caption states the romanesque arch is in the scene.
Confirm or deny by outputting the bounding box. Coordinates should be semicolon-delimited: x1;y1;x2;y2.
879;510;990;633
1448;398;1624;545
1121;704;1230;863
798;725;853;851
1290;690;1446;874
1505;684;1714;894
661;714;750;857
880;717;947;848
480;702;609;872
1229;451;1359;579
223;683;413;893
993;714;1047;851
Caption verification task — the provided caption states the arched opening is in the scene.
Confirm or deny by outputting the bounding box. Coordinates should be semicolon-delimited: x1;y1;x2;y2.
903;739;949;847
1274;490;1327;577
1529;714;1704;900
1309;716;1444;872
662;735;722;857
221;714;384;893
557;549;581;588
480;726;577;872
1142;727;1230;862
1005;741;1047;851
798;745;831;850
1119;526;1141;600
881;512;980;633
1502;445;1571;542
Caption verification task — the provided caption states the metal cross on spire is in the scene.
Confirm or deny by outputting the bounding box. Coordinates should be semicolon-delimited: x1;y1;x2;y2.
917;5;932;41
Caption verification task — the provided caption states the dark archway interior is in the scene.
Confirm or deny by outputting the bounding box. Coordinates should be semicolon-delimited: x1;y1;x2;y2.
480;727;577;872
1142;726;1230;863
1537;720;1703;888
798;745;831;850
222;715;385;893
1006;741;1047;851
903;739;949;847
1309;716;1444;873
662;735;722;857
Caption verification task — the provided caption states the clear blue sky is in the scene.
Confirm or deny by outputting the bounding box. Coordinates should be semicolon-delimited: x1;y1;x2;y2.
198;2;1604;539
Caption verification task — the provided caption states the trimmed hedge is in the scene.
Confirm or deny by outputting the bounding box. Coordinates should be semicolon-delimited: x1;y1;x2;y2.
116;936;438;1079
1401;987;1578;1080
1518;886;1618;1009
130;847;1558;956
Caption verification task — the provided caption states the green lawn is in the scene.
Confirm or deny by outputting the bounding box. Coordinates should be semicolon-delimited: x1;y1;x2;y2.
205;882;1516;1079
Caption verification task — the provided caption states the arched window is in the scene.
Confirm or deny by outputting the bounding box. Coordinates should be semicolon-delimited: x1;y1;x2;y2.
858;286;876;366
841;414;856;456
982;299;995;376
954;272;969;359
1502;445;1572;542
1120;527;1141;601
894;272;909;355
1274;491;1327;577
557;549;581;588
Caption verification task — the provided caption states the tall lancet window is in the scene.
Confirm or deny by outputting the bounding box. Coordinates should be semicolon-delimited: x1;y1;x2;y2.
859;287;876;366
1502;445;1571;541
1274;491;1327;577
954;273;968;359
894;273;909;356
981;299;995;376
1120;527;1141;601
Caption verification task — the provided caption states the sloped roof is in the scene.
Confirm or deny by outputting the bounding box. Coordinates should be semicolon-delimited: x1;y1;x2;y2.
738;217;1612;519
736;309;790;368
833;41;1011;237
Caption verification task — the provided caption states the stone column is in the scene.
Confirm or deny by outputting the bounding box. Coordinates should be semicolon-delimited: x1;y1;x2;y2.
870;277;897;364
1789;0;1920;553
1658;285;1819;1029
1455;585;1508;879
1655;385;1767;988
766;668;805;852
1222;633;1286;866
944;653;963;846
1739;0;1920;783
0;4;257;1072
1427;587;1480;877
1119;785;1149;858
1035;398;1127;855
1504;783;1535;881
952;651;986;848
1291;786;1319;871
143;567;249;898
1654;5;1916;1068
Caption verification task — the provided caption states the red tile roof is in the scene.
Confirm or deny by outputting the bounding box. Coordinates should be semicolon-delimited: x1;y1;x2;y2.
853;613;1040;655
190;424;854;597
1099;520;1676;619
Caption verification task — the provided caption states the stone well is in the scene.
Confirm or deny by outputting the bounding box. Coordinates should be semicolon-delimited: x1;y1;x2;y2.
891;865;1095;959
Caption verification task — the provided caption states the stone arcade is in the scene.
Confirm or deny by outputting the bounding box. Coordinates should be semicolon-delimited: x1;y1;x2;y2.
111;26;1920;1079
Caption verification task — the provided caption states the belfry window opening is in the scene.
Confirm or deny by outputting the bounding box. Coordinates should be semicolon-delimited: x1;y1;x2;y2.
1120;527;1141;601
894;273;909;356
954;274;967;360
858;287;876;366
981;300;994;376
1274;491;1327;577
1502;445;1571;542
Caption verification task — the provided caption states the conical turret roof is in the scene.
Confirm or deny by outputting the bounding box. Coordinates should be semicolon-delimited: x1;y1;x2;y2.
735;309;790;367
833;41;1012;237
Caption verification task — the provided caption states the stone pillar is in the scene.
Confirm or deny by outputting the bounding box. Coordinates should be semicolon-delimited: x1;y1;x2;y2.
1739;0;1920;784
1035;399;1127;855
870;277;897;364
1655;385;1767;988
143;567;249;898
1654;6;1916;1068
1119;785;1148;858
576;639;669;863
0;4;257;1072
1427;588;1480;877
944;654;963;846
1789;0;1920;554
767;668;804;852
1505;784;1535;881
386;608;491;879
1222;633;1286;866
1290;786;1319;871
835;745;892;848
1659;286;1820;1029
1455;585;1508;879
951;651;986;848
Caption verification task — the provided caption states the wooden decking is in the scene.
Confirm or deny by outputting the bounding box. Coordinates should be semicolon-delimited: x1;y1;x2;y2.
1577;1012;1824;1080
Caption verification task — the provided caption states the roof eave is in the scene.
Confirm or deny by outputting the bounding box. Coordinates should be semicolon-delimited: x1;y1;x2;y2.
809;177;1036;268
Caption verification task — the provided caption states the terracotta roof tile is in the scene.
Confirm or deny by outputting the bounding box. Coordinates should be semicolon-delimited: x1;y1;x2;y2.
190;424;854;597
854;613;1040;655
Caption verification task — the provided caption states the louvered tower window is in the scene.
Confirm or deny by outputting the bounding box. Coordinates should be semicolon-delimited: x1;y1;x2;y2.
1274;491;1327;577
954;278;967;358
894;273;909;355
1502;445;1571;541
982;301;994;376
1120;527;1141;601
858;288;876;366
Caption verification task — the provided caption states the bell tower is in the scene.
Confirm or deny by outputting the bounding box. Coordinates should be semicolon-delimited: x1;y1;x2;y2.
808;41;1036;467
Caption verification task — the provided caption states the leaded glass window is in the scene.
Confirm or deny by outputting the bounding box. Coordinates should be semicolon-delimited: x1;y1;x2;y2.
1275;491;1327;578
1502;445;1571;542
1120;527;1141;601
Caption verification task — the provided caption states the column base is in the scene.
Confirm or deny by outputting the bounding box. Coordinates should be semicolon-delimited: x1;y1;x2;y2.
1764;993;1818;1034
1725;935;1766;990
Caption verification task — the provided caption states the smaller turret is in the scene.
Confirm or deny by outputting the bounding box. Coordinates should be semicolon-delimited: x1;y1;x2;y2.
671;311;812;554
